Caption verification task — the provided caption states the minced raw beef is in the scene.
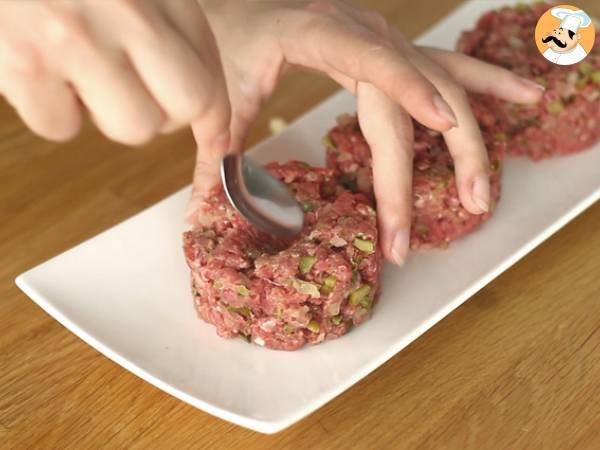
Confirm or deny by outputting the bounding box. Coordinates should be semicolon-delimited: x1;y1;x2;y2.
324;113;505;249
183;161;382;350
457;2;600;160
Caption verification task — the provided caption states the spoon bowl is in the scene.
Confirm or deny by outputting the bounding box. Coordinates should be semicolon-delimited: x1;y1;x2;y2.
220;154;304;238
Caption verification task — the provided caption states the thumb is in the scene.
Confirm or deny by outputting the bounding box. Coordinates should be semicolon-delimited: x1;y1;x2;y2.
185;119;231;224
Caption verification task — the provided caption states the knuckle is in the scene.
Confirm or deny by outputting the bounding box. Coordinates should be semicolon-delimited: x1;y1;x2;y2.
43;4;95;49
0;39;44;80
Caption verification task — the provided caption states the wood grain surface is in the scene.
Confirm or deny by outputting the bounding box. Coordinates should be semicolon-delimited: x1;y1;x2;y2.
1;1;599;448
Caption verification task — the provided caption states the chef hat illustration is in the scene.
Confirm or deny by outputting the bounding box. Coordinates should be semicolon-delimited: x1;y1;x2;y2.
551;8;592;33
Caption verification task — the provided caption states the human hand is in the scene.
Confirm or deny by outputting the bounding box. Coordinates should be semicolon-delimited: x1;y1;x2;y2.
0;0;230;150
190;0;544;265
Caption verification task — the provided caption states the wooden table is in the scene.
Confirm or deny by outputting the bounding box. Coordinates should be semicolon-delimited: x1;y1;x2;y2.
1;1;599;448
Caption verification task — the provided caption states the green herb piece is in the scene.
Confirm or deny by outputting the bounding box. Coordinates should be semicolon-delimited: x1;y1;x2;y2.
299;255;317;274
301;201;314;212
283;324;295;334
307;320;320;333
353;238;375;253
349;284;371;306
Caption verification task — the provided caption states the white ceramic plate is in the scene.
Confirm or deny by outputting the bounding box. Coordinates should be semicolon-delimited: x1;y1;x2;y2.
16;0;600;434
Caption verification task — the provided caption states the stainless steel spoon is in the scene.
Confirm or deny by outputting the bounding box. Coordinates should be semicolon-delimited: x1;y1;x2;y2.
220;154;304;238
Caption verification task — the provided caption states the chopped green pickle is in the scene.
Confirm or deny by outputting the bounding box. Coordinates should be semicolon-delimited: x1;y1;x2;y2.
349;284;371;306
359;294;373;309
331;314;343;325
547;100;564;114
591;71;600;84
227;305;252;319
236;285;250;296
514;2;529;11
323;275;337;289
491;160;502;172
579;61;593;76
299;255;317;274
534;77;548;88
415;223;429;238
244;248;260;259
353;237;375;253
322;183;336;196
301;201;314;212
493;132;507;142
322;134;337;150
307;320;320;333
351;270;360;285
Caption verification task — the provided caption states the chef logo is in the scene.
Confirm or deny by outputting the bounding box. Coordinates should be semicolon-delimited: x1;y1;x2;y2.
535;5;595;66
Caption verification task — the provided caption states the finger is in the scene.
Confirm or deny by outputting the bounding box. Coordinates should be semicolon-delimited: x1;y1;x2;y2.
281;21;457;131
116;1;231;145
65;53;164;146
0;76;82;142
357;82;414;266
419;47;545;104
404;44;490;214
185;131;227;224
43;2;165;145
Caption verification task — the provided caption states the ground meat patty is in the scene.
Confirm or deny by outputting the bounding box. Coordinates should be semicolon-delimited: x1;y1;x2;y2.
457;3;600;160
325;113;505;250
183;161;382;351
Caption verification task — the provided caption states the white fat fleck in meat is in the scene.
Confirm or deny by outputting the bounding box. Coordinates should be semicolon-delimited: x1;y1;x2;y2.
329;235;347;247
259;319;277;331
254;337;265;346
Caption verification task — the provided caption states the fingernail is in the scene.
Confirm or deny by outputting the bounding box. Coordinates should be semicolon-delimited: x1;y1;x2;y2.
185;195;204;224
472;175;490;213
518;76;545;91
391;228;410;266
433;94;458;128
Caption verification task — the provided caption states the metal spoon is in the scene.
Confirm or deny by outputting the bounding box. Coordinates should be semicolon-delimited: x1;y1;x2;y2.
220;154;304;238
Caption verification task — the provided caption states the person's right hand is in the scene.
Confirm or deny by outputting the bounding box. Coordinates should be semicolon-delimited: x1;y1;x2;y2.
0;0;230;150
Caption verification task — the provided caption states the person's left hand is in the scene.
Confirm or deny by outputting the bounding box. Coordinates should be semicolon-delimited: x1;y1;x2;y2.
189;0;543;265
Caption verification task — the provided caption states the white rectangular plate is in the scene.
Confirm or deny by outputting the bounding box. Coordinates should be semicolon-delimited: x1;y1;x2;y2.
16;0;600;434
